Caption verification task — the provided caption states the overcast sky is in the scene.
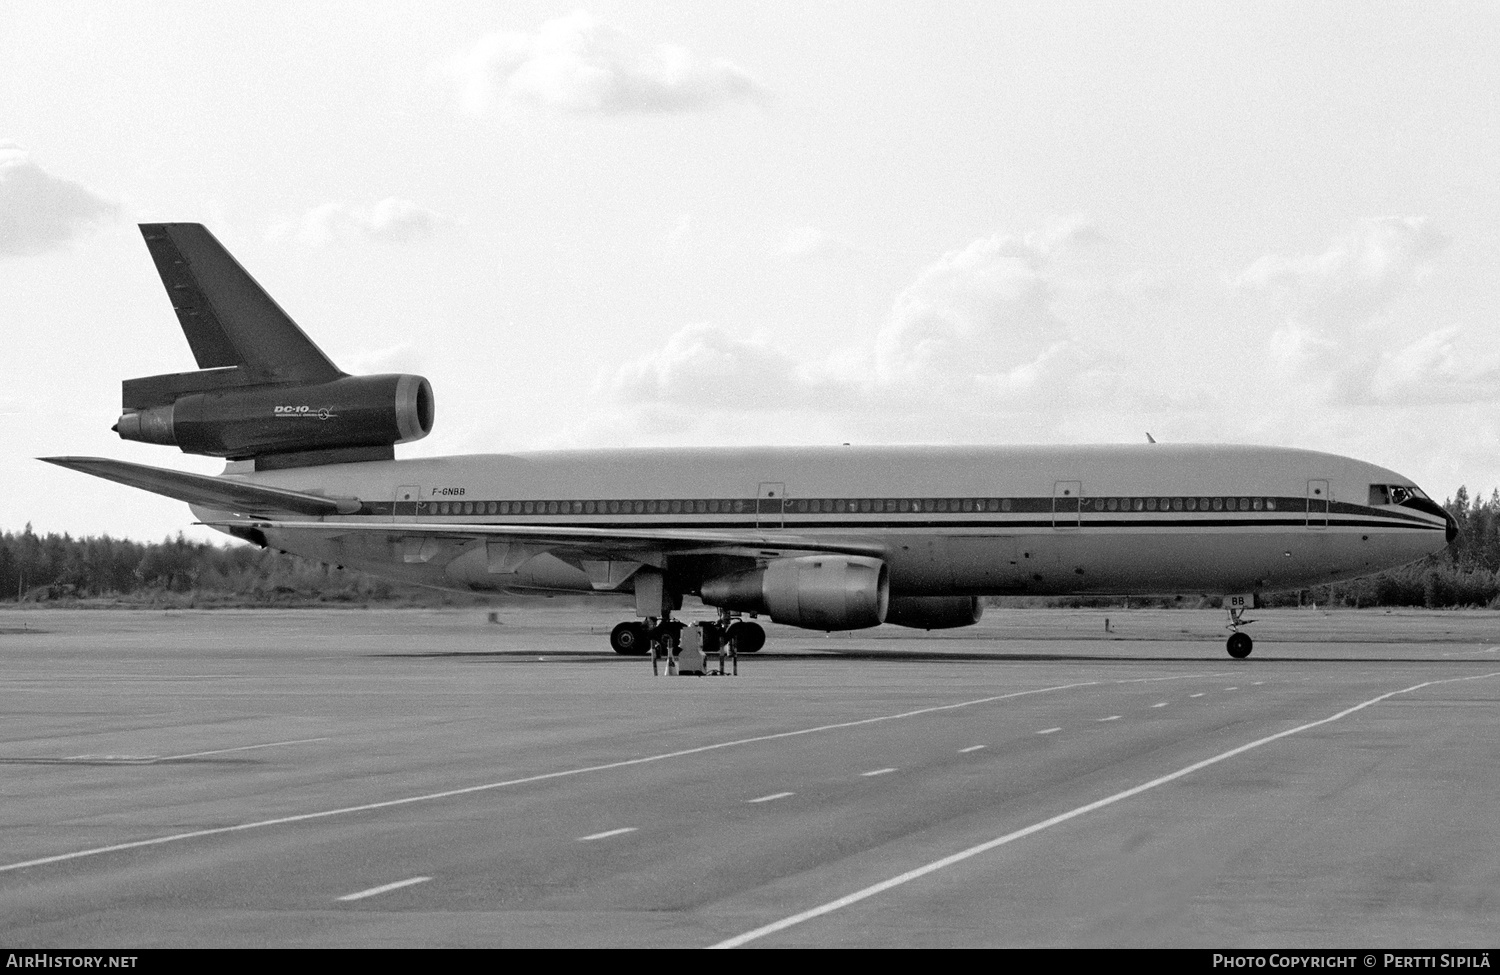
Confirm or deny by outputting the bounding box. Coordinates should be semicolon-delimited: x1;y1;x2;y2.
4;1;1498;543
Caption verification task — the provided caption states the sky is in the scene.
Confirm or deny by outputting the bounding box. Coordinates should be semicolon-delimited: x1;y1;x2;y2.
3;1;1499;544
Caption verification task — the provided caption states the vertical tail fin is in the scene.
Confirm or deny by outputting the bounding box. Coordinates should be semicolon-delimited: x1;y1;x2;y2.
137;223;344;385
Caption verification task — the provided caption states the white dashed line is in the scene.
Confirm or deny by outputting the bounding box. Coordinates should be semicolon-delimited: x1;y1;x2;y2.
1252;681;1265;685
1036;728;1061;735
711;671;1500;949
1225;687;1238;691
861;768;897;777
578;827;637;842
747;792;795;804
1190;693;1205;698
1151;703;1168;708
1097;716;1121;722
1;678;1113;877
338;876;430;901
959;745;986;753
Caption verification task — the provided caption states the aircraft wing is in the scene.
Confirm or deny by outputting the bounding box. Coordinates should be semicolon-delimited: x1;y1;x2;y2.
40;457;363;518
210;519;886;561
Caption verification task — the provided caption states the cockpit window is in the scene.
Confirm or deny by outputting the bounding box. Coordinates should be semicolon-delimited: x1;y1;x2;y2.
1371;483;1429;506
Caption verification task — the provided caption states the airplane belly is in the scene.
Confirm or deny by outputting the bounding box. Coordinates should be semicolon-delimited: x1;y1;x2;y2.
919;527;1442;598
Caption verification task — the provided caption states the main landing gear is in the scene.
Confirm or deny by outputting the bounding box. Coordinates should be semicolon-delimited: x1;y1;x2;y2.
608;611;765;667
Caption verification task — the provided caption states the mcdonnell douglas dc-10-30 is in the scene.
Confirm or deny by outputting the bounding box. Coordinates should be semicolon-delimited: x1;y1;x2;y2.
45;224;1457;659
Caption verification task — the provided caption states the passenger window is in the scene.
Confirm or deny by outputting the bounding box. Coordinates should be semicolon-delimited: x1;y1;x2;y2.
1252;498;1263;511
1266;498;1277;510
1211;498;1223;511
1185;497;1197;511
1001;499;1013;511
1145;498;1157;511
524;502;535;514
1199;498;1210;510
1239;498;1249;511
1172;498;1183;511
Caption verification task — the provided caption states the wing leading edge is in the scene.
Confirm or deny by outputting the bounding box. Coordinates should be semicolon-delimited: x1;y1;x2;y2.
39;457;362;517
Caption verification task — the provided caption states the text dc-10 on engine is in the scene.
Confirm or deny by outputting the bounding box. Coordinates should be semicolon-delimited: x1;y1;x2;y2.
46;225;1456;659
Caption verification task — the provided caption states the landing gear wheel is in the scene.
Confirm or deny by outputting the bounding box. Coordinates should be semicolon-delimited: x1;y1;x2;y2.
1226;632;1253;659
726;621;765;654
610;621;649;655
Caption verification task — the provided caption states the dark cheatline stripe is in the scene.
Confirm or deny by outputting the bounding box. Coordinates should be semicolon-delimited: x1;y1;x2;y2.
350;494;1444;530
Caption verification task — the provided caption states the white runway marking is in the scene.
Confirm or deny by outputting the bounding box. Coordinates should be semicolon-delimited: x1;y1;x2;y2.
861;768;897;777
1225;687;1238;691
959;745;986;753
1;678;1117;876
578;827;637;842
1151;703;1168;708
1036;728;1061;735
337;876;430;901
709;671;1500;949
157;737;331;761
1190;693;1205;698
1253;681;1265;685
1097;716;1121;722
747;792;795;804
63;737;331;765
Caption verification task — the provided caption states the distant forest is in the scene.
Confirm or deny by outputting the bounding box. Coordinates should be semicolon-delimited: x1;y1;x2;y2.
3;487;1499;609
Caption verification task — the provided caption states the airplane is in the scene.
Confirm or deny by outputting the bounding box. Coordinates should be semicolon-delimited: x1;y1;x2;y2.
44;224;1458;660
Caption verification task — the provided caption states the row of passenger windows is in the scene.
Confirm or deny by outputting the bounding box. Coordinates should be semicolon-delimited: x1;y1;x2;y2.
1091;497;1277;512
420;496;1282;516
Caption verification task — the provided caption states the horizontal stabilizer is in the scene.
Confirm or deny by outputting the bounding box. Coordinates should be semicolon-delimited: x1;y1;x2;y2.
39;457;361;517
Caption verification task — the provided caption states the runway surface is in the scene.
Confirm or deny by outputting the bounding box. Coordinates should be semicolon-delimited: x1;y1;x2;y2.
2;605;1498;948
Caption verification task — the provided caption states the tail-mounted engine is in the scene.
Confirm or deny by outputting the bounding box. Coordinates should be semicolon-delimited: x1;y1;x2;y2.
117;372;433;468
118;223;435;470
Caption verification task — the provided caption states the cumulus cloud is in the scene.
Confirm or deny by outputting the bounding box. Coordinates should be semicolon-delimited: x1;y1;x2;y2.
1237;217;1495;407
0;144;118;257
271;198;454;248
586;219;1163;447
1235;216;1449;328
874;233;1065;386
608;323;845;409
452;10;763;116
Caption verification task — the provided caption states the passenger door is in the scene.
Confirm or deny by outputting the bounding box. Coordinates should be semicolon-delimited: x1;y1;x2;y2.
1053;481;1082;530
757;482;785;529
1307;479;1329;530
394;485;421;522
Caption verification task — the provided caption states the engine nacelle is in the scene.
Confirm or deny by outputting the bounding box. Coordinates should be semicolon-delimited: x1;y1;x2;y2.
700;555;889;631
884;595;983;630
116;373;433;461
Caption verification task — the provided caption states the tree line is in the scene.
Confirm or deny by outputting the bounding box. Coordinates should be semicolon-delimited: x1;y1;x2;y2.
3;487;1499;608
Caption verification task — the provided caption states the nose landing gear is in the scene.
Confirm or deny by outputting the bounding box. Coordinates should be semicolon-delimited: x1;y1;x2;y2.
1225;598;1255;658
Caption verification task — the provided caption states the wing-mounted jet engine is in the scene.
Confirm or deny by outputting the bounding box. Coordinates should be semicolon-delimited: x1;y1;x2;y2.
115;224;433;471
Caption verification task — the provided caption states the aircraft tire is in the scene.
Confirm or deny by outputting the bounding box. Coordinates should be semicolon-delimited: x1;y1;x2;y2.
728;621;766;654
1226;632;1253;659
610;621;649;656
